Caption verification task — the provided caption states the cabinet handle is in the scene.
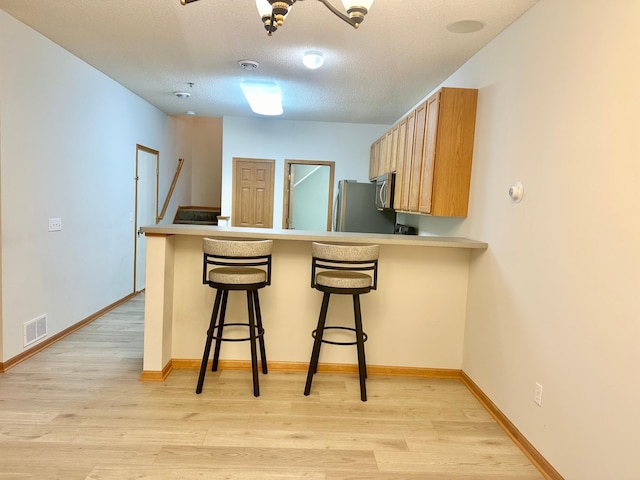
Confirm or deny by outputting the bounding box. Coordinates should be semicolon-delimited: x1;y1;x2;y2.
379;181;387;206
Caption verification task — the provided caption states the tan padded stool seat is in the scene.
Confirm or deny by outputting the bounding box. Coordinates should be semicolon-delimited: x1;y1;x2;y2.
208;267;267;285
304;242;379;402
197;238;273;397
315;271;373;289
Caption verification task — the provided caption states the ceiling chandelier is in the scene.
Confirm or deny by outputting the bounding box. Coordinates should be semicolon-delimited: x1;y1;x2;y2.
180;0;374;36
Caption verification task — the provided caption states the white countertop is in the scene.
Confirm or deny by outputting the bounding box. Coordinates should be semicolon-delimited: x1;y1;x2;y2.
141;224;488;249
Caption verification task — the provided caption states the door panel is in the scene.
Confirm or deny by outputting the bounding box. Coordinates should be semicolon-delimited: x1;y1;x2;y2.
232;158;275;228
419;92;441;214
401;111;416;211
408;101;427;211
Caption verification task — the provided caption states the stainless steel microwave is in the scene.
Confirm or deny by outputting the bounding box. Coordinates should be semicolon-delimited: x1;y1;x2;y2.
375;173;395;210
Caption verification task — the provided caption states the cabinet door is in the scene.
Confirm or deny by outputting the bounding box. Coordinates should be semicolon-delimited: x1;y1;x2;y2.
378;134;388;177
369;140;380;181
400;110;416;211
418;92;440;214
382;130;393;174
389;127;398;173
408;101;427;212
427;87;478;217
393;118;407;210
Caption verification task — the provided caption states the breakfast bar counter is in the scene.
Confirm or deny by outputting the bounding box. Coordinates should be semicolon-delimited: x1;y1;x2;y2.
140;224;487;380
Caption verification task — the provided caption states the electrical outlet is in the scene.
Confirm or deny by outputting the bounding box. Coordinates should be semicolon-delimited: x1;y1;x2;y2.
48;218;62;232
534;382;543;406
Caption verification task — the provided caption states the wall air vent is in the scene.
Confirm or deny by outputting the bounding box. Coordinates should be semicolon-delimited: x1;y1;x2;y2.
24;314;47;347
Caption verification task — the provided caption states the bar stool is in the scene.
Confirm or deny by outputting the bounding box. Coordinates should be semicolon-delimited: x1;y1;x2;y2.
304;242;379;402
196;238;272;397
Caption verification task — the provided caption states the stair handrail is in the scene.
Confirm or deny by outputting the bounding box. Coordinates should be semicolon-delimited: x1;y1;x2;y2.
157;157;184;222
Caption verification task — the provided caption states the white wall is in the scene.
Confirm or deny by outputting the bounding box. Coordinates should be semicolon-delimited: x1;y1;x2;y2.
221;116;388;227
437;1;640;478
0;11;188;362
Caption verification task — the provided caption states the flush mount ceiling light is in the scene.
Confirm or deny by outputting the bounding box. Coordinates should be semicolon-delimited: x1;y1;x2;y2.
302;51;324;69
174;91;191;99
240;80;283;116
181;0;374;36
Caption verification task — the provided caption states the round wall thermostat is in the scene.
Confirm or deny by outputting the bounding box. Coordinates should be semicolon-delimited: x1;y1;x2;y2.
508;182;524;203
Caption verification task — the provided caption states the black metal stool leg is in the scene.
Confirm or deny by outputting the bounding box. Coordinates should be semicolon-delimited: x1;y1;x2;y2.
253;290;268;374
212;290;229;372
247;290;260;397
196;289;223;394
353;294;367;402
305;292;331;396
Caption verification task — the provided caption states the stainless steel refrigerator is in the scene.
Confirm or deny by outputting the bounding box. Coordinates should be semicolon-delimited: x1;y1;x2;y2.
334;180;396;233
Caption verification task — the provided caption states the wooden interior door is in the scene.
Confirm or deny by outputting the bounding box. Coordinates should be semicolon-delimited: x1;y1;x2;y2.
232;158;275;228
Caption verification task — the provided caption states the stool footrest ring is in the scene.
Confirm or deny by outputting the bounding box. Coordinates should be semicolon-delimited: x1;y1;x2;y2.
212;322;264;343
312;325;368;346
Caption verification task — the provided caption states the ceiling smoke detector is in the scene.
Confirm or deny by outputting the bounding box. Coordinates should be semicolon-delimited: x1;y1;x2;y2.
446;20;485;33
238;60;259;71
174;91;191;99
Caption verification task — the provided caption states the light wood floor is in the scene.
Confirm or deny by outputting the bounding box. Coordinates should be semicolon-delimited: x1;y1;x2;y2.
0;294;544;479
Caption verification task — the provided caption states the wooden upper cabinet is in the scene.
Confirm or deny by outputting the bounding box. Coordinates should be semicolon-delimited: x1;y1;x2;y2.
408;101;427;212
418;87;478;217
388;128;398;173
393;118;407;210
418;93;440;214
369;140;380;181
369;87;477;217
378;134;388;177
400;110;416;211
369;126;399;180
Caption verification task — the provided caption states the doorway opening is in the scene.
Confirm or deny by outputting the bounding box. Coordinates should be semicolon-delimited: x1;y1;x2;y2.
283;160;335;231
134;144;159;293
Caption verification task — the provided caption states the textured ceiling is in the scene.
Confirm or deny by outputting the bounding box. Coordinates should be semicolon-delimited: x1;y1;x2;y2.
0;0;539;124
